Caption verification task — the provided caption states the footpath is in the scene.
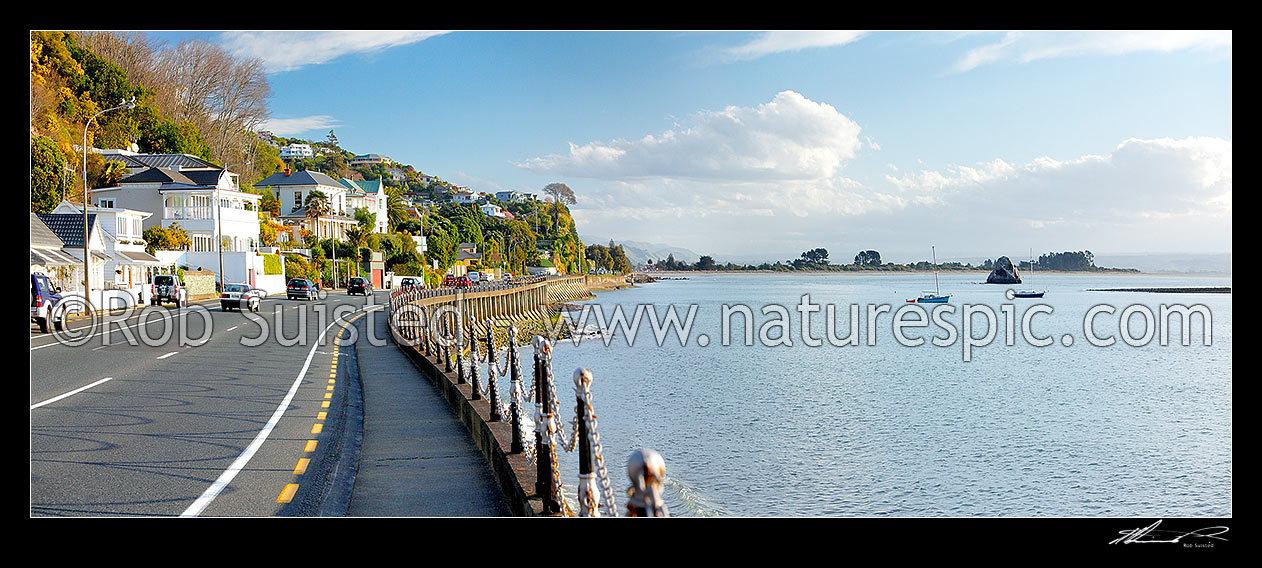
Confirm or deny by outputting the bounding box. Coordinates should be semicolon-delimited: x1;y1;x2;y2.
345;306;510;516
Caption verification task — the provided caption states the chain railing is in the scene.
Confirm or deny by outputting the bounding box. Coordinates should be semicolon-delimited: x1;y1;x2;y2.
389;276;669;517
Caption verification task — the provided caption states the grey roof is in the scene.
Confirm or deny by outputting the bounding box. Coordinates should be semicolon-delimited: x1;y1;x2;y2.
118;250;162;264
36;213;97;248
30;213;66;249
31;248;79;266
120;167;199;185
110;153;218;170
257;169;343;188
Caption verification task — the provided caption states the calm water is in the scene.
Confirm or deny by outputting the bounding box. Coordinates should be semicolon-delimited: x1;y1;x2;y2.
495;272;1231;517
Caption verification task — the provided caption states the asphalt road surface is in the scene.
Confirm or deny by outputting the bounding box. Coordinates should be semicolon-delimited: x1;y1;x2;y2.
30;288;391;517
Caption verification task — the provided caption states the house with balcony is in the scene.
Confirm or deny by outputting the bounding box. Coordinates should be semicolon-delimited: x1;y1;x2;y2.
279;143;314;160
349;154;390;167
255;168;356;242
91;166;261;253
89;163;261;288
50;201;165;296
338;177;390;233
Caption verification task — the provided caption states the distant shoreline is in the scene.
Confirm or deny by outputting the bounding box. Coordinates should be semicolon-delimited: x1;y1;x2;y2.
644;269;1232;278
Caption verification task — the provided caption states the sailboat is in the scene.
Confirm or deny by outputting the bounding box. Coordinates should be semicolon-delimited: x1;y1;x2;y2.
1013;249;1046;298
909;246;950;303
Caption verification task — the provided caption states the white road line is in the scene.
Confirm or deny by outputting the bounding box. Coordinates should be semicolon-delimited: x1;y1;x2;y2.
31;377;113;410
180;305;381;517
226;325;238;332
156;351;179;359
30;309;191;351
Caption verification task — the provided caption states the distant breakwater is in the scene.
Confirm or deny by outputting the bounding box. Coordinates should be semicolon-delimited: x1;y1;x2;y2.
1088;287;1231;294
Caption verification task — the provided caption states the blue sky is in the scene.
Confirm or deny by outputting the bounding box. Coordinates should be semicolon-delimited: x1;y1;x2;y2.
145;30;1232;263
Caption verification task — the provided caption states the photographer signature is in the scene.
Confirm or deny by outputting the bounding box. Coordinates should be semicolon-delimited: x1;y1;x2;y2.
1109;520;1229;545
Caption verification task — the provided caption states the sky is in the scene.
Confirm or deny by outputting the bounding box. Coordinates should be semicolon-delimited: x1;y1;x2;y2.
144;30;1232;264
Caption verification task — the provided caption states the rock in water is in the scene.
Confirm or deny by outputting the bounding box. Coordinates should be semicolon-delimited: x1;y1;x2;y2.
986;256;1022;284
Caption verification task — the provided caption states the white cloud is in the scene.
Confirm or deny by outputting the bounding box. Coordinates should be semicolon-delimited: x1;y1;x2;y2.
954;30;1231;72
257;115;340;136
219;30;450;73
721;30;866;62
570;137;1232;261
518;91;863;182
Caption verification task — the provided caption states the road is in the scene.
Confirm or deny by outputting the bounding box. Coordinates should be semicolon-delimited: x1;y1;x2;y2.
30;289;391;517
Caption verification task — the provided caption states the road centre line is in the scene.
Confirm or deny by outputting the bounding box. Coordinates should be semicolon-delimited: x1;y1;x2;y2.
31;377;113;410
180;305;381;517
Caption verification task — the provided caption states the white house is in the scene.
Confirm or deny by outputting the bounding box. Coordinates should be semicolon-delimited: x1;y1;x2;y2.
256;168;356;242
279;143;314;160
349;154;390;167
50;201;165;297
480;203;511;219
90;159;262;288
91;166;261;254
339;178;390;233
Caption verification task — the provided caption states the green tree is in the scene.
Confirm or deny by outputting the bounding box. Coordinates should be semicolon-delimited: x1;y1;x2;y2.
543;182;576;234
303;189;330;238
31;135;69;213
345;226;368;277
854;250;882;267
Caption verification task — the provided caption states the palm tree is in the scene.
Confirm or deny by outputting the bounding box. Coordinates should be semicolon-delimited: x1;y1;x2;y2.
385;186;408;232
303;189;330;239
345;226;368;277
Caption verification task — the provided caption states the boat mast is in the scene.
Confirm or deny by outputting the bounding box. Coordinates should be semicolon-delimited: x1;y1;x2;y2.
932;246;940;295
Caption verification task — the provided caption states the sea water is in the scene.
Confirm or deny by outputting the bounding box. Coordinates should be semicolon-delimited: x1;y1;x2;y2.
495;272;1231;517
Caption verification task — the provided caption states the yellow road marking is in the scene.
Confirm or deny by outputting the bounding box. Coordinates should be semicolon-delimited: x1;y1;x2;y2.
277;484;299;503
324;393;332;399
321;401;330;408
304;440;318;452
317;411;327;420
328;379;335;384
326;385;334;391
311;423;323;434
293;458;310;475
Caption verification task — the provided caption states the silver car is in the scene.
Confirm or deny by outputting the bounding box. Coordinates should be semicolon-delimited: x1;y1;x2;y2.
220;283;263;312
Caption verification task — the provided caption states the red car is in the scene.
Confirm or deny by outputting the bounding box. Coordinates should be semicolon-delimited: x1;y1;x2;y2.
442;275;457;287
455;276;471;288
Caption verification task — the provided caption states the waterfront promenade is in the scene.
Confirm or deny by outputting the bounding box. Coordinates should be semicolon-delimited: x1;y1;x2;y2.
346;307;510;516
343;273;634;516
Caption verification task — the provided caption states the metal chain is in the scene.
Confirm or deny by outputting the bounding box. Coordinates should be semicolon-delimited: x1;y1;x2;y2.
581;393;619;517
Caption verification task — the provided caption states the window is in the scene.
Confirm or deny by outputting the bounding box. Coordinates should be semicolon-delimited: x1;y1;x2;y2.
295;192;303;209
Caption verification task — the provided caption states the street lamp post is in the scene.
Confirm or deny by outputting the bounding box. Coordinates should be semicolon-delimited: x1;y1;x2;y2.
82;96;135;310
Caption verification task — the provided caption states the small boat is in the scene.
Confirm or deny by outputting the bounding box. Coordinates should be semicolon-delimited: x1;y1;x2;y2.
908;246;950;303
914;291;951;303
1012;249;1046;299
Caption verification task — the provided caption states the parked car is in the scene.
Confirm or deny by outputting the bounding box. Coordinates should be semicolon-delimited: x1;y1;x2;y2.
348;277;372;296
441;275;456;287
150;274;185;307
400;277;420;289
455;275;472;289
220;283;262;312
31;272;64;333
466;271;482;285
287;277;317;301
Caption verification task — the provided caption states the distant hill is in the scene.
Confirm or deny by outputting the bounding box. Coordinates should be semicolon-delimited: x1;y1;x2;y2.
1090;253;1232;274
582;236;701;267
